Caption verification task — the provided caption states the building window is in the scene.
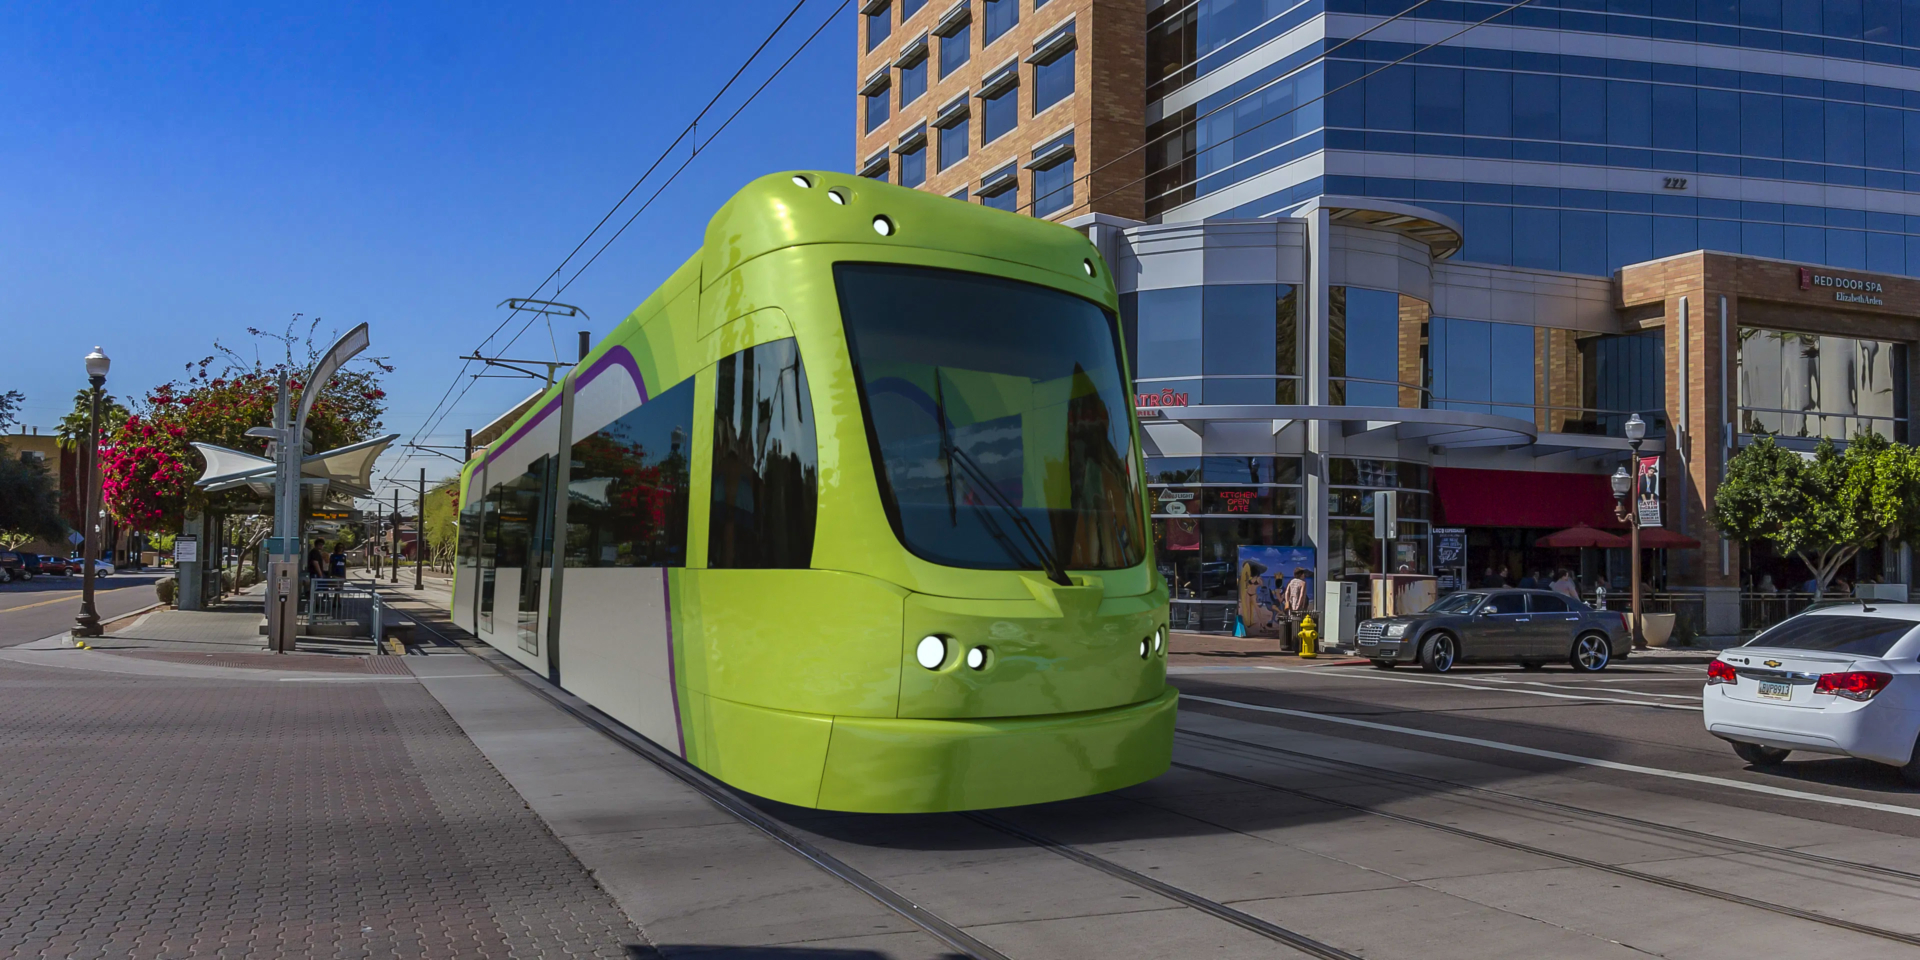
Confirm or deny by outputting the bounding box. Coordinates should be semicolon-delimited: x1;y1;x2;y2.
1427;317;1537;422
901;0;926;19
1735;327;1903;441
709;338;819;569
981;73;1018;143
899;145;926;187
983;0;1018;45
866;2;892;51
1327;458;1431;580
980;164;1018;211
948;186;969;201
1129;285;1301;406
1030;24;1075;114
860;148;890;180
940;21;971;77
1329;287;1425;408
1029;134;1074;216
864;81;891;134
565;379;695;568
899;56;926;106
1146;455;1305;631
938;116;969;170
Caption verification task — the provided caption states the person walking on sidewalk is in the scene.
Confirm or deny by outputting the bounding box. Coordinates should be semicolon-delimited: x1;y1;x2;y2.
1281;567;1310;653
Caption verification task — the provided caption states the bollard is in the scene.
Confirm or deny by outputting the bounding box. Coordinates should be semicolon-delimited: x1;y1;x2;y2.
1297;613;1318;658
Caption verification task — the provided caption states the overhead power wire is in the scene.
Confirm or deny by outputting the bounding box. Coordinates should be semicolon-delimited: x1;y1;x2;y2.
383;0;827;489
1025;0;1446;214
382;0;851;489
1091;0;1540;211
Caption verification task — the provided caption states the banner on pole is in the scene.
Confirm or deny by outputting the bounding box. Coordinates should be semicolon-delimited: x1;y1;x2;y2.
1636;455;1663;529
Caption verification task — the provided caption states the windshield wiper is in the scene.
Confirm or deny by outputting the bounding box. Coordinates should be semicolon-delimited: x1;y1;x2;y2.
932;369;1073;587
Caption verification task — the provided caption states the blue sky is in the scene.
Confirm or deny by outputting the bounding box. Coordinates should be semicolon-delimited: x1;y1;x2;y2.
3;1;853;500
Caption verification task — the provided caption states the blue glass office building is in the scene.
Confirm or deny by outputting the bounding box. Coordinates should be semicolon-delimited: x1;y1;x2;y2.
1147;0;1920;277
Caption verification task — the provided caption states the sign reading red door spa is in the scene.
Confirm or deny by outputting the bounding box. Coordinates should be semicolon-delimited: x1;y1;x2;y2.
1800;267;1886;305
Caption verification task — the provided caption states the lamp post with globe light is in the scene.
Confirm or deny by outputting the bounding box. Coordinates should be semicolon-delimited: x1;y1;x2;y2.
1610;413;1649;650
73;347;110;638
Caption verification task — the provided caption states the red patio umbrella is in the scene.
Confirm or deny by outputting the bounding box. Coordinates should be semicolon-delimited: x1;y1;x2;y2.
1534;523;1631;549
1629;527;1702;549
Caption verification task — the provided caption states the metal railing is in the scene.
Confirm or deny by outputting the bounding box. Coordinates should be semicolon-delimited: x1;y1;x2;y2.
304;577;386;643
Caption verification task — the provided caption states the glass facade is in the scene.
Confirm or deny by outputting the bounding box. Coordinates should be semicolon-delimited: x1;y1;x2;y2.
1737;326;1910;440
1144;0;1920;280
1122;283;1301;404
1326;458;1430;580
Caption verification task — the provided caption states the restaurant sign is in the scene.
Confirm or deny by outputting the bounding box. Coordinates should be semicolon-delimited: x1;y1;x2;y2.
1799;267;1885;305
1136;388;1190;408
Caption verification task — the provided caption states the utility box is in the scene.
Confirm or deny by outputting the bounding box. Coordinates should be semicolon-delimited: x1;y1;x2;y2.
1322;580;1359;651
266;560;300;653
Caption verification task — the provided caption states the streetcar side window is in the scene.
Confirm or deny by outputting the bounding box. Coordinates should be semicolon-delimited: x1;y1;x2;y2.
565;378;696;568
709;338;819;569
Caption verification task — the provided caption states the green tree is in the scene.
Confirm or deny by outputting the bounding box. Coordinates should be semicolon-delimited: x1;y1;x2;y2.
1711;433;1920;596
420;478;461;572
56;388;131;450
0;392;69;549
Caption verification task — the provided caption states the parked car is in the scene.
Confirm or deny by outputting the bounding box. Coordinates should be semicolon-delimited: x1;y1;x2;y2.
20;554;72;577
0;552;21;583
1703;604;1920;781
69;557;113;577
1355;588;1630;673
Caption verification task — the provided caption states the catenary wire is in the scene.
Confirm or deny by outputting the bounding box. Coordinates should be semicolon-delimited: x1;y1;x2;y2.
382;0;851;490
382;0;827;490
1088;0;1540;213
1021;0;1445;214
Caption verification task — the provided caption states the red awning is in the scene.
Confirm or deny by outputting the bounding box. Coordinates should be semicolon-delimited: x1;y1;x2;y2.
1534;523;1630;549
1432;467;1620;529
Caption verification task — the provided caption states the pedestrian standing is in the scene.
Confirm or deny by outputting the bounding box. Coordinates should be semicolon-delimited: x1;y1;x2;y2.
1551;569;1580;601
1281;567;1310;653
328;544;347;580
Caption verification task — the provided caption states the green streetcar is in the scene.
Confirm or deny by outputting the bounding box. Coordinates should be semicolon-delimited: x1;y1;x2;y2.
453;172;1174;813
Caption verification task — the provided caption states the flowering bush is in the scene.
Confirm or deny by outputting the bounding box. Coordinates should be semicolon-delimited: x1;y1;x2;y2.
100;323;388;533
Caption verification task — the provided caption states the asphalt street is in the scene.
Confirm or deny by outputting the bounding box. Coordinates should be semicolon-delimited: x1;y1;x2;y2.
1170;655;1920;837
0;570;166;645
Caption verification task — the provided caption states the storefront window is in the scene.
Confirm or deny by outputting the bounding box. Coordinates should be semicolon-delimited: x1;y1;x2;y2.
1330;287;1426;407
1737;326;1908;442
1147;455;1303;629
1326;456;1430;577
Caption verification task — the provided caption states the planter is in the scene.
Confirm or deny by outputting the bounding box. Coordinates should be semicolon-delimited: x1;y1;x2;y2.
1634;612;1678;647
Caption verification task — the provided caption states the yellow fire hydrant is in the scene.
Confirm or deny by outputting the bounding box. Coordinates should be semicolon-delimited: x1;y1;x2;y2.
1296;613;1318;658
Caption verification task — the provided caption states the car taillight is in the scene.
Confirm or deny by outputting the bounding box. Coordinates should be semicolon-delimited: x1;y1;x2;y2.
1812;671;1893;702
1706;660;1738;685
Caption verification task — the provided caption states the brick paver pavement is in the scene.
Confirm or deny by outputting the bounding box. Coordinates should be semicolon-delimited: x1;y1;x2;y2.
0;655;649;958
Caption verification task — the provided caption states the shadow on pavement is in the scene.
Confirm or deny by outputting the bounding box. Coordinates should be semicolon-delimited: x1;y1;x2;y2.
638;948;959;959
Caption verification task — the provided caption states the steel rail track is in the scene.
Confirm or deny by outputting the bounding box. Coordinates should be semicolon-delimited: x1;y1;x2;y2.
1171;743;1920;950
1180;728;1920;887
388;604;1012;960
393;598;1365;959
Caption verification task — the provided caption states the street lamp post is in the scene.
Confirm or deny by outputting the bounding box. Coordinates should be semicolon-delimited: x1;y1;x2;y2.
73;347;110;638
1612;413;1649;650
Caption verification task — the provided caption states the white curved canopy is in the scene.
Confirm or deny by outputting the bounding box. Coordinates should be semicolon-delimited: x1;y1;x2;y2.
192;433;399;499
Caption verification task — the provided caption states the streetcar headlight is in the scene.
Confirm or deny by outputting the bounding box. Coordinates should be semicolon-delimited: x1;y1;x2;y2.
1154;628;1166;655
873;214;895;236
916;635;948;670
791;174;813;188
966;646;989;670
1139;638;1151;659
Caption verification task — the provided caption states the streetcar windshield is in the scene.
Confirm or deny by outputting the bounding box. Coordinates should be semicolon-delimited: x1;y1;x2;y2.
835;262;1144;573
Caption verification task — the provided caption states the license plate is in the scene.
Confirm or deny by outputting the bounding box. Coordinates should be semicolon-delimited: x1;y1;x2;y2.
1758;681;1793;701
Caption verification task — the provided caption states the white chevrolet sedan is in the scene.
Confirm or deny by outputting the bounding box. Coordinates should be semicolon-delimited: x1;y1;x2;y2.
1703;604;1920;782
